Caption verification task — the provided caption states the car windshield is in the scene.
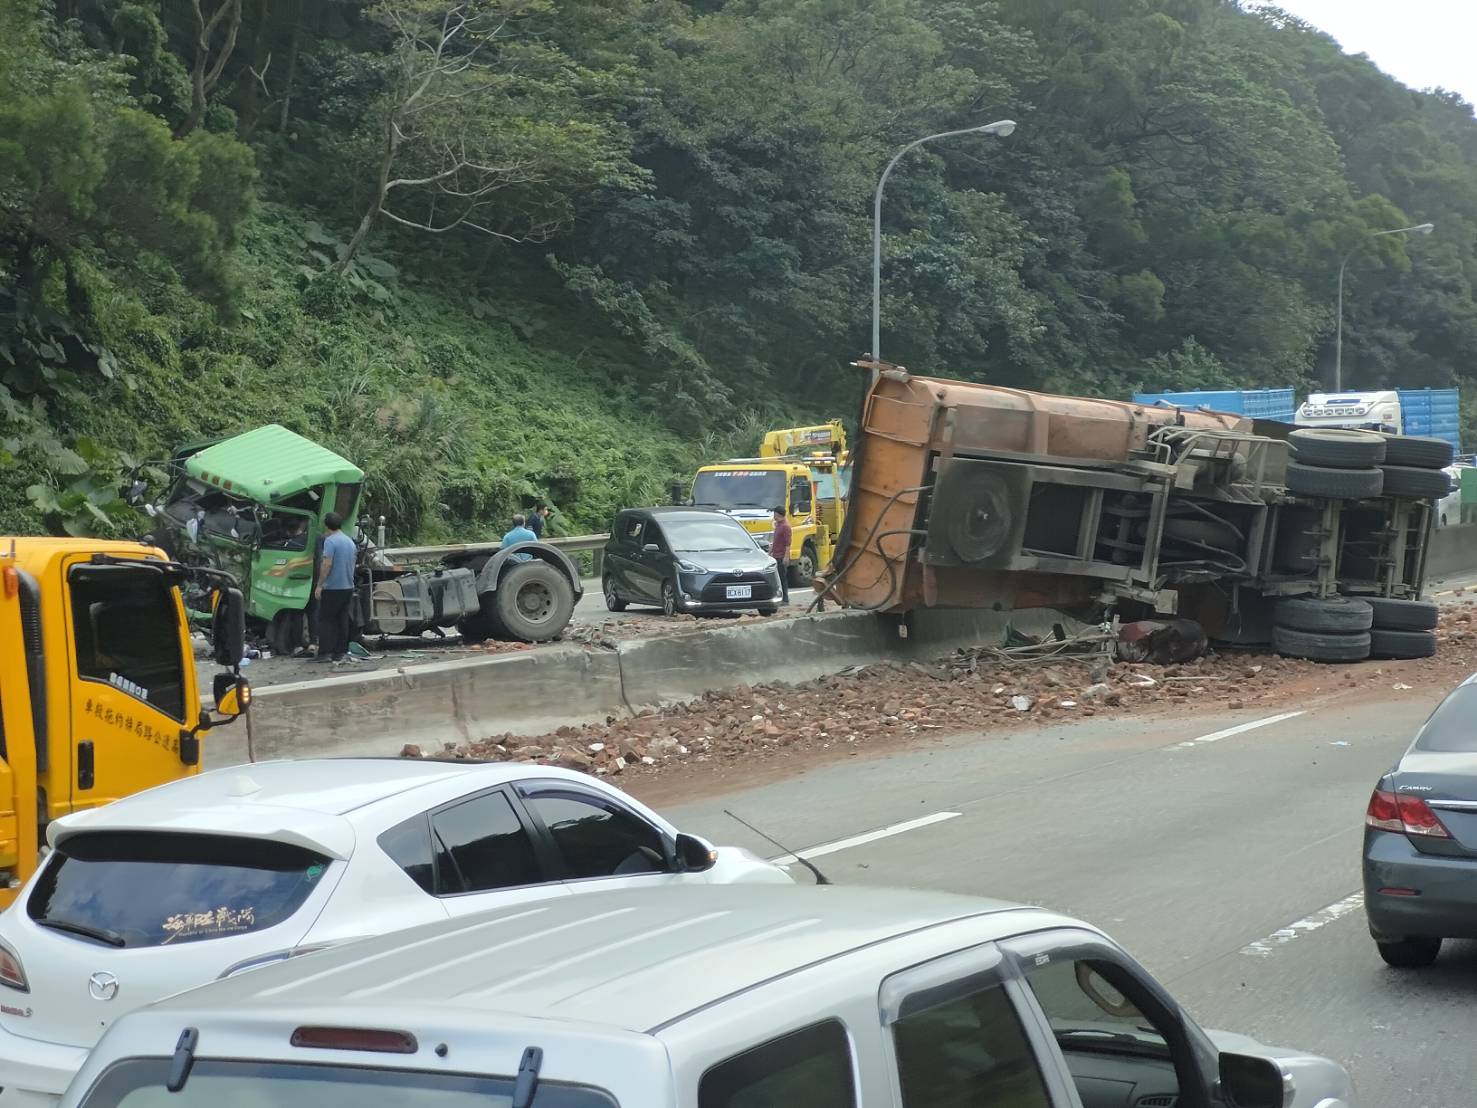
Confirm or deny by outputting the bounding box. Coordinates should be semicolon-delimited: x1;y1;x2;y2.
1414;685;1477;752
81;1059;618;1108
28;832;329;948
692;470;786;510
662;518;758;553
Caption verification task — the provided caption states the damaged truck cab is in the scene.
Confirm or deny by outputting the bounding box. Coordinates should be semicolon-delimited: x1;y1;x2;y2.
828;366;1441;661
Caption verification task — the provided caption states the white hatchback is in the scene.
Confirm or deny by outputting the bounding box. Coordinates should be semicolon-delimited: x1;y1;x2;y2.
0;758;789;1107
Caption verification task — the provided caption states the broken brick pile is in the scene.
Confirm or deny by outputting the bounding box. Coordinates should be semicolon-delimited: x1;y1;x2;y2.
404;602;1477;782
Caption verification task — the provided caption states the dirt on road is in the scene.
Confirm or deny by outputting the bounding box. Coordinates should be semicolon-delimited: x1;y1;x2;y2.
404;598;1477;805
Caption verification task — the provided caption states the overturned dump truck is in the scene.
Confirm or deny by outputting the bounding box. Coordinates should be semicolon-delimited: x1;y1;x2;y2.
827;365;1452;662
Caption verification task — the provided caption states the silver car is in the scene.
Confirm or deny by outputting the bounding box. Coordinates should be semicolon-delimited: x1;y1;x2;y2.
61;884;1353;1108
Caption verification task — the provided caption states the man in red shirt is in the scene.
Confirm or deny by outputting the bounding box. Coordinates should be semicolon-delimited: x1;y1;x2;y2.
769;505;792;605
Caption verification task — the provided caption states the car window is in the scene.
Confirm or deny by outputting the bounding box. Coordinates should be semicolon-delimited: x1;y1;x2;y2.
429;792;543;895
69;566;187;721
644;523;668;551
378;815;435;893
620;516;646;544
892;978;1052;1108
663;517;756;552
518;787;667;879
699;1020;856;1108
27;832;329;948
81;1059;618;1108
1414;684;1477;751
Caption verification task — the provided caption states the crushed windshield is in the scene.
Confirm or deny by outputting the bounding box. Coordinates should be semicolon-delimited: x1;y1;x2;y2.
663;518;759;552
692;470;786;510
83;1059;618;1108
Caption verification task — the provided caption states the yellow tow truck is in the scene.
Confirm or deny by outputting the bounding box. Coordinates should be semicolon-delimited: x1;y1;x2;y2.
690;421;850;585
0;538;249;907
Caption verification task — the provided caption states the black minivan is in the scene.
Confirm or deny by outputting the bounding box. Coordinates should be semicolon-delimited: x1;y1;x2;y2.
602;508;784;616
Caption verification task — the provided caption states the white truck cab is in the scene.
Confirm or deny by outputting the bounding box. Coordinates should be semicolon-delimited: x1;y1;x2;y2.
1296;391;1402;435
58;885;1354;1108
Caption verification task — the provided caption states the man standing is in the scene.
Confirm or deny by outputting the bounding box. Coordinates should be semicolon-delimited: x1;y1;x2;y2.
501;513;537;562
527;501;551;539
315;512;357;664
769;505;792;605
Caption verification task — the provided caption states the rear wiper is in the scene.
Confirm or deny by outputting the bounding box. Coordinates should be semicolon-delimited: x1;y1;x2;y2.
36;918;127;947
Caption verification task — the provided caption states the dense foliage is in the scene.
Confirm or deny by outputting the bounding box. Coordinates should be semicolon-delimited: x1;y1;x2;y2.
4;0;1477;538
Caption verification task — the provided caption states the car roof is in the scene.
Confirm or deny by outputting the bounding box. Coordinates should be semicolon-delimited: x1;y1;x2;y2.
48;759;593;858
145;885;1053;1034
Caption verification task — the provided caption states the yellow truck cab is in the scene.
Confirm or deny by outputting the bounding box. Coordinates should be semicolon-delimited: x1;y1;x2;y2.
691;422;851;585
0;539;247;907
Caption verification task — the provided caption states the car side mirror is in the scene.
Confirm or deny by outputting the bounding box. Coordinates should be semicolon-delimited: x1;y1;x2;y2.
211;586;246;667
674;833;717;873
213;672;252;717
642;543;660;554
1218;1053;1289;1108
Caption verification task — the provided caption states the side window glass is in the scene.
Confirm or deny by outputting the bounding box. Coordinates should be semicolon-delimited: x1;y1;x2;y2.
377;815;435;894
892;979;1052;1108
646;524;667;551
700;1020;856;1108
520;788;666;879
624;518;645;544
1018;956;1180;1107
70;568;187;721
791;479;812;514
428;792;542;895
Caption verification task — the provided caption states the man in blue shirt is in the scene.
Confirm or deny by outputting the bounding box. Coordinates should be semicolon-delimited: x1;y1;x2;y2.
315;512;358;663
501;514;537;561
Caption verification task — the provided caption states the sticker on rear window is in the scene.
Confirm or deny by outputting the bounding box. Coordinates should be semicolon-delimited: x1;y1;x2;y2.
163;906;256;943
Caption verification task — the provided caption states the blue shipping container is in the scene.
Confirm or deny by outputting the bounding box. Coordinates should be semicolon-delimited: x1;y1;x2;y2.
1132;388;1297;423
1397;389;1461;452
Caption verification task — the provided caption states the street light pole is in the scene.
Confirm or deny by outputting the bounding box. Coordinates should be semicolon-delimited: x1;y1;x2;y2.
1334;222;1434;391
871;120;1016;384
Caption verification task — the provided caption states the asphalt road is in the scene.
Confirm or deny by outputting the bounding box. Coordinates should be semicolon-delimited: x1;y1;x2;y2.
662;689;1468;1108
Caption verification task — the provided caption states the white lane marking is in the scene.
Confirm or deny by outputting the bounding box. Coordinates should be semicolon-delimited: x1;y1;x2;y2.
1239;892;1365;957
769;811;961;866
1173;711;1305;749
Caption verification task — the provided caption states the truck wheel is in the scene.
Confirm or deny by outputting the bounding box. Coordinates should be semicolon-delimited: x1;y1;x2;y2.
1285;461;1383;499
1271;625;1371;663
790;542;818;587
1376;936;1441;968
602;576;627;612
1367;596;1440;631
1273;596;1373;634
495;561;575;642
1289;428;1387;468
1370;628;1438;659
1382;435;1454;469
458;599;506;644
1380;464;1452;499
266;609;304;657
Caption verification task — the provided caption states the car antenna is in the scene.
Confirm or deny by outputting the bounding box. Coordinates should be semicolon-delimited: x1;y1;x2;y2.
724;809;831;885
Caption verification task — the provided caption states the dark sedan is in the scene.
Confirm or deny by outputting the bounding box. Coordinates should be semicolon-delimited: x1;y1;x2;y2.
602;508;784;616
1364;673;1477;967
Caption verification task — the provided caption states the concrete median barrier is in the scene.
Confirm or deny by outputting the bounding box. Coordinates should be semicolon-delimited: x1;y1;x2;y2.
211;607;1024;769
1426;523;1477;581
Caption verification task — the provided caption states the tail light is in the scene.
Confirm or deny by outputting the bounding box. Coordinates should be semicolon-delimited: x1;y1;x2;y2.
0;938;28;992
1367;788;1451;838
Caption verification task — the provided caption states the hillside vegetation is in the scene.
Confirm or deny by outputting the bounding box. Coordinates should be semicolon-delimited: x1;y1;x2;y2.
5;0;1477;538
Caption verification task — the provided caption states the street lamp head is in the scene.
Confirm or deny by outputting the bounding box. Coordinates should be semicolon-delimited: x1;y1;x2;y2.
1413;222;1435;235
978;119;1017;137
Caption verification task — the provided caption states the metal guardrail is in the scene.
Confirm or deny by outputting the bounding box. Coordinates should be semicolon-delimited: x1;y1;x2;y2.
384;534;611;576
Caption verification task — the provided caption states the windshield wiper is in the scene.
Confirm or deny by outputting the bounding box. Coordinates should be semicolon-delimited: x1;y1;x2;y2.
36;918;127;947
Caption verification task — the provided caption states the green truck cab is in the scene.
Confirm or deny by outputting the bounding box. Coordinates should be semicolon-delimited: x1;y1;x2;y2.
145;425;581;650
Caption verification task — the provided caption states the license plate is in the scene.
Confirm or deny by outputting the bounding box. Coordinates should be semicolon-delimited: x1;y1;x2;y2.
726;585;753;600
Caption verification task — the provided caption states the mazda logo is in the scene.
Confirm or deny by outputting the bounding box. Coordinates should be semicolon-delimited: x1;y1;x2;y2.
87;971;120;1002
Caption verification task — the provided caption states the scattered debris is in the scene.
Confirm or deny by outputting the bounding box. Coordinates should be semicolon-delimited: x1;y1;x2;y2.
1118;619;1208;665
